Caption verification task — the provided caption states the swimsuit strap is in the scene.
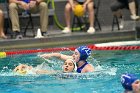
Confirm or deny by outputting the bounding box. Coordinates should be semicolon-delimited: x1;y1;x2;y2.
77;61;88;73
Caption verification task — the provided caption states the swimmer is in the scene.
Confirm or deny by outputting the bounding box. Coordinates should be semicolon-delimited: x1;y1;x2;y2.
121;73;140;93
14;59;76;75
62;59;77;73
40;46;94;73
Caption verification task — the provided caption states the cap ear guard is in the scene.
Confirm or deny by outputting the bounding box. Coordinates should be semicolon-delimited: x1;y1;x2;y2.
73;61;77;72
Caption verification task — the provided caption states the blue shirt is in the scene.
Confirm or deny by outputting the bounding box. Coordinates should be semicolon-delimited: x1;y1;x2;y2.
23;0;30;3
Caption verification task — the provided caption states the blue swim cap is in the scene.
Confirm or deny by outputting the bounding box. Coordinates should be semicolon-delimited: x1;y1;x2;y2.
76;46;91;61
121;73;138;91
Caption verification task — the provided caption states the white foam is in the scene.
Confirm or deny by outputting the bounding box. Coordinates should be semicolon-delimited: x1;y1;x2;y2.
94;65;117;76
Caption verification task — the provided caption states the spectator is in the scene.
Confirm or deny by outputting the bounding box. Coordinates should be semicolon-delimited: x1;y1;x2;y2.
0;9;7;39
111;0;139;29
62;0;95;34
121;73;140;93
9;0;48;39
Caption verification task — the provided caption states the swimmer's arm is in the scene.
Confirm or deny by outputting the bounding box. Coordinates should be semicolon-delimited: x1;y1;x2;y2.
40;53;72;61
59;54;72;61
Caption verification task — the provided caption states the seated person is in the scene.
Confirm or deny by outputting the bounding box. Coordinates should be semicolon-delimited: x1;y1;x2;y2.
62;0;95;34
40;46;94;73
110;0;139;29
9;0;48;39
0;9;7;39
14;59;76;74
121;73;140;93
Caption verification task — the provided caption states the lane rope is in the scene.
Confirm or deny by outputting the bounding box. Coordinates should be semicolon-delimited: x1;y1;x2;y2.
0;41;140;58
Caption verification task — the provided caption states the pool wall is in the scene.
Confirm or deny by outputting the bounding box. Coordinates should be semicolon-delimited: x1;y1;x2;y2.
0;30;136;51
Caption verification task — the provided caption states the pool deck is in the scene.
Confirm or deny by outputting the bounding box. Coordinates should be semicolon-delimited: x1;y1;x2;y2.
0;21;138;51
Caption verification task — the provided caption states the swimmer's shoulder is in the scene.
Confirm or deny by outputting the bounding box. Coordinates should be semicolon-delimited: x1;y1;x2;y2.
84;64;94;72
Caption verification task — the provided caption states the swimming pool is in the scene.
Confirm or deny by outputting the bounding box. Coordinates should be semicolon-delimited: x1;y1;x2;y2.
0;49;140;93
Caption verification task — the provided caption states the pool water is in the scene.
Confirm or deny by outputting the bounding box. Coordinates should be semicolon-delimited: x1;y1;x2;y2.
0;50;140;93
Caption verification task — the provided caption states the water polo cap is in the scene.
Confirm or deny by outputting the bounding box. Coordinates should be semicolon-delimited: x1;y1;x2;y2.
121;73;138;91
76;46;91;61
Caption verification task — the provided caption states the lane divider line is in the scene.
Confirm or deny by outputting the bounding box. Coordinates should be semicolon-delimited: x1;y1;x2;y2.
0;43;140;58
